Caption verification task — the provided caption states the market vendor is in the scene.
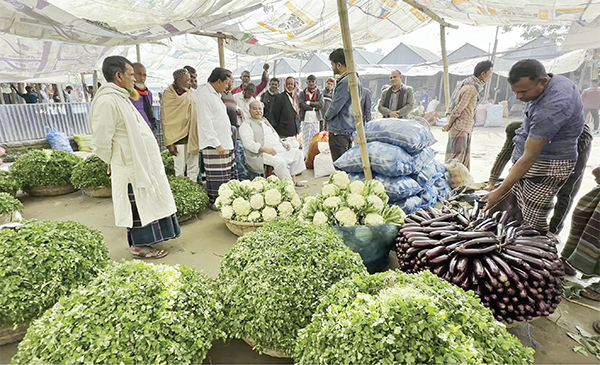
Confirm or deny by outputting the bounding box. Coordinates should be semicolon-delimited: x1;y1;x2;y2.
240;100;306;183
483;59;585;234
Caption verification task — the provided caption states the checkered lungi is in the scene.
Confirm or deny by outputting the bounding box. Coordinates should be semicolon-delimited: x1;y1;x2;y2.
302;120;320;158
511;159;575;234
202;148;238;203
126;184;181;247
562;186;600;276
445;129;471;170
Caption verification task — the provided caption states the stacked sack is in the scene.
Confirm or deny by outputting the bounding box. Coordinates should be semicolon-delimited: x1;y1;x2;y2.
334;119;451;214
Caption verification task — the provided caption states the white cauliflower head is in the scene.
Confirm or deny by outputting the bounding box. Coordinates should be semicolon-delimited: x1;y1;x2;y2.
262;206;278;221
323;196;342;209
367;195;384;212
220;205;234;220
303;195;317;206
232;197;251;216
250;194;265;210
240;180;253;189
369;180;386;194
312;211;329;226
218;188;234;206
267;175;281;184
248;211;262;222
331;172;350;189
347;193;366;210
251;180;266;192
278;201;294;217
349;180;365;195
291;195;302;209
321;184;339;197
364;213;385;225
335;207;357;226
284;184;296;196
218;183;233;196
264;189;282;206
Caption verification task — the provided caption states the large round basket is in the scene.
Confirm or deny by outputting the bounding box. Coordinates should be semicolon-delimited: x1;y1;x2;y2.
219;213;263;236
242;338;290;358
26;183;76;197
0;324;27;346
177;215;192;223
0;213;11;225
83;186;112;198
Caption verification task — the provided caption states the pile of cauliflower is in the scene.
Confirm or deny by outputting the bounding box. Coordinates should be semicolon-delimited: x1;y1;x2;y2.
300;172;406;227
216;176;302;223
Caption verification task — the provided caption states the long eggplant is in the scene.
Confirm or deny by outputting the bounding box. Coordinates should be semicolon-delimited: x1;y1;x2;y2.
425;245;448;260
504;248;545;270
482;256;500;276
456;245;498;256
448;255;459;276
472;258;486;278
430;254;450;265
456;231;495;240
420;213;456;226
490;254;518;282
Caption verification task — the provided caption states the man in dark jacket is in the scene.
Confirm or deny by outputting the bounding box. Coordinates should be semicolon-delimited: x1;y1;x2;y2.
378;70;414;119
269;76;300;148
324;48;360;162
361;86;372;125
261;77;280;124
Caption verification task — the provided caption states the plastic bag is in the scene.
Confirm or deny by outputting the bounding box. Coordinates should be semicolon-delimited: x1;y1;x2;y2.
306;131;329;169
419;185;438;209
332;224;399;274
314;142;337;178
235;140;250;180
445;159;475;189
412;147;437;174
412;160;446;186
391;195;422;215
334;142;415;177
434;177;452;200
348;172;422;201
45;126;73;153
365;118;436;155
73;134;93;152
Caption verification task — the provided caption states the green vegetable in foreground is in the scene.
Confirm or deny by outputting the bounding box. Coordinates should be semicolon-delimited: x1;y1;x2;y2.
0;170;20;194
11;149;81;188
71;155;111;190
0;192;22;215
161;150;175;176
168;175;209;217
295;270;535;365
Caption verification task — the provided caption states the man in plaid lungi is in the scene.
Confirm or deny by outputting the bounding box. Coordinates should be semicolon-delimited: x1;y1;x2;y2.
484;59;585;234
196;67;238;207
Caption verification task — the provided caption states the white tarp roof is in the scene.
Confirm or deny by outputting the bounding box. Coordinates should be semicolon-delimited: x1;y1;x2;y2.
561;15;600;51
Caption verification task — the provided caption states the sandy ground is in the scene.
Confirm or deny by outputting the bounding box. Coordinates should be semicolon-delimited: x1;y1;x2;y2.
1;120;599;364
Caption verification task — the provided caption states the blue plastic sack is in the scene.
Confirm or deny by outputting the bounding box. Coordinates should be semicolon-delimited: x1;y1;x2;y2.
391;195;422;215
45;126;73;153
333;224;399;274
334;142;415;177
235;140;249;180
419;185;438;209
348;172;422;200
434;177;452;200
365;118;436;155
412;147;437;173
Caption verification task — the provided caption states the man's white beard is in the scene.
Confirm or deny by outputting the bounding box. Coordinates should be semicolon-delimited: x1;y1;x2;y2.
135;82;146;89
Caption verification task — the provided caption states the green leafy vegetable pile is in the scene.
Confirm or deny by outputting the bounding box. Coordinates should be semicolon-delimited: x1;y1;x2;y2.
168;176;209;217
0;220;109;328
161;150;175;176
218;217;367;355
295;270;535;365
0;170;20;194
11;150;81;188
71;155;111;190
12;260;225;365
0;192;23;215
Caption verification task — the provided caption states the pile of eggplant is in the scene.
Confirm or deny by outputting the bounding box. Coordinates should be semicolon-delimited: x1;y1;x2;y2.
395;203;564;324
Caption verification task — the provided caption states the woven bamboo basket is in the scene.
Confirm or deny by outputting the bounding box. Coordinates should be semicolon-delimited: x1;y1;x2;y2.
242;338;290;358
220;213;263;236
26;183;76;197
177;215;192;223
0;213;11;225
83;186;112;198
0;324;27;346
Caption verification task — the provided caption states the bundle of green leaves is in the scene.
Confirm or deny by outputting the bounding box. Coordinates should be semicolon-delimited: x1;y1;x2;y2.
161;150;175;176
0;192;23;215
295;270;535;365
218;217;367;355
168;176;209;217
71;155;111;190
11;149;81;188
0;170;20;194
12;260;225;365
0;220;109;327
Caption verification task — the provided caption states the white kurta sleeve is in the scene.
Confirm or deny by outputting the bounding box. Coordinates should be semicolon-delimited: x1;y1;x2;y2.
90;99;118;164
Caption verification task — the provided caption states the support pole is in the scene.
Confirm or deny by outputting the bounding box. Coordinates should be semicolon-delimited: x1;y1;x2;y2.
336;0;372;180
136;44;141;63
56;84;64;103
440;25;450;112
81;73;89;102
493;74;501;103
217;34;225;68
484;26;499;103
92;71;99;98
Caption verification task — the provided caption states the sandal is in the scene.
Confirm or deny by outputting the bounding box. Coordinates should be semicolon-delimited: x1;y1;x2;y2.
131;246;168;260
581;287;600;302
593;320;600;335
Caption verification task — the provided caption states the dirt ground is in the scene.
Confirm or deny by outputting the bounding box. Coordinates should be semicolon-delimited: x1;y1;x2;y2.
1;120;599;364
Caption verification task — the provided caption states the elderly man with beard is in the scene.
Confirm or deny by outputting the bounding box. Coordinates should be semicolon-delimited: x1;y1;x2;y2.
240;100;305;181
298;74;324;158
261;77;280;124
161;68;200;182
89;56;178;259
130;62;157;134
231;64;269;96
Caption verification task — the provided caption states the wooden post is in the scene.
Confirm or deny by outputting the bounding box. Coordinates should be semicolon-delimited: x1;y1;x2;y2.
336;0;372;180
493;74;501;102
484;26;499;103
273;59;277;78
440;25;450;113
136;44;141;63
56;84;64;103
217;34;225;68
92;70;99;97
81;73;89;102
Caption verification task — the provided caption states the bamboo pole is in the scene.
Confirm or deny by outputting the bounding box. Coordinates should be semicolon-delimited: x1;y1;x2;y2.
136;44;141;63
336;0;372;180
484;26;499;103
81;73;89;102
217;34;225;68
401;0;458;29
440;25;450;112
92;71;99;97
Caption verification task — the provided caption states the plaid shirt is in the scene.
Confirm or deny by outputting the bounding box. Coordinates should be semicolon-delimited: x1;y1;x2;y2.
448;84;478;133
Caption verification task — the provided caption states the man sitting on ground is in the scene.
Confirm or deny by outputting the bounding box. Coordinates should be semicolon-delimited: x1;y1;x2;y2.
240;100;306;184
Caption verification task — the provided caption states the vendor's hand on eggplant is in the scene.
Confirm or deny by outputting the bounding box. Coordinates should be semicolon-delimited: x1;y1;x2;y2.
481;189;503;212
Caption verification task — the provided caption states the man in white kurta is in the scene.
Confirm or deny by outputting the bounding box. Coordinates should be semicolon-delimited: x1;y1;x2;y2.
233;83;257;125
89;56;178;259
240;100;306;181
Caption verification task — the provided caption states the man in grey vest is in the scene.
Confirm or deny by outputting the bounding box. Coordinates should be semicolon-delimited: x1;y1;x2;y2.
378;70;415;119
239;100;305;183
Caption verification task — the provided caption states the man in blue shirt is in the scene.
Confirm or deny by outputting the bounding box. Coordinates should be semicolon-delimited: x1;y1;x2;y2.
484;59;585;234
11;84;38;104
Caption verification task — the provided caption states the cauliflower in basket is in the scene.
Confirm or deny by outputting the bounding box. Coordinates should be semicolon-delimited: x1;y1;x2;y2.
218;188;234;206
250;194;265;210
347;193;365;210
240;180;253;189
369;180;386;195
331;172;350;189
264;189;282;206
367;195;384;211
232;197;251;216
335;207;357;226
251;179;266;192
218;183;232;195
284;184;296;197
313;211;328;226
248;211;262;222
278;202;294;217
321;184;339;197
221;206;234;220
262;206;278;222
267;175;281;184
349;180;365;195
364;213;385;225
304;195;317;206
323;196;342;209
291;195;302;209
